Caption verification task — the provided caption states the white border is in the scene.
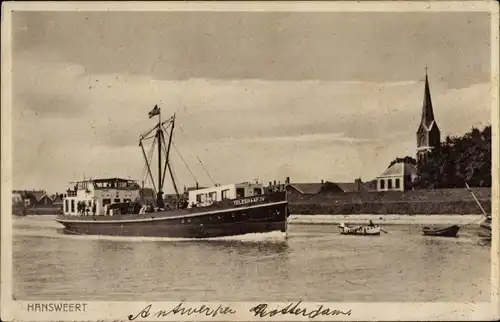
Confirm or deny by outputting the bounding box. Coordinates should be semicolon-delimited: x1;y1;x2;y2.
1;1;499;321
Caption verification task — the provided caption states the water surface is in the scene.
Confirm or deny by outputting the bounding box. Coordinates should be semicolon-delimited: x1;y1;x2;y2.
13;216;491;302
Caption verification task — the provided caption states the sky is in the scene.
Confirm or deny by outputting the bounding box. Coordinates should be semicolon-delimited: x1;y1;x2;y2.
11;10;492;193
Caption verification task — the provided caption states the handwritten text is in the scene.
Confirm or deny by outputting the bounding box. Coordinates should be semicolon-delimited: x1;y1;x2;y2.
249;301;352;319
128;303;236;320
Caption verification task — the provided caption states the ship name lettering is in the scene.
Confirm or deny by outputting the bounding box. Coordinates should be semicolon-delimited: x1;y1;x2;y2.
233;196;265;206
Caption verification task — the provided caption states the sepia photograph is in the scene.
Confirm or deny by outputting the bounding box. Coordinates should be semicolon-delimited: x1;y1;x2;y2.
1;1;499;321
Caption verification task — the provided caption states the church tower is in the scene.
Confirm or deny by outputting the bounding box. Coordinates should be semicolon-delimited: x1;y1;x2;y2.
416;69;441;164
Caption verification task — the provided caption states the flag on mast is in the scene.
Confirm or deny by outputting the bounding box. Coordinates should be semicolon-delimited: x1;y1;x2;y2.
148;105;160;118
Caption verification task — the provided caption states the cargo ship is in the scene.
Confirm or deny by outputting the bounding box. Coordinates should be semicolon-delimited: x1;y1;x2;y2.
55;106;288;238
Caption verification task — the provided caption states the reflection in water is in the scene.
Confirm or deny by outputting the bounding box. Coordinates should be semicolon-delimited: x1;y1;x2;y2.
13;217;491;302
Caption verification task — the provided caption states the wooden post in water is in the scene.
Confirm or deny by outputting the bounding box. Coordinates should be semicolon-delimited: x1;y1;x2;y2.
466;182;488;216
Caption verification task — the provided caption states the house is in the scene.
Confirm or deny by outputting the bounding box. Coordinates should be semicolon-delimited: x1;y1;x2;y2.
12;191;23;205
376;162;418;191
13;189;46;207
335;178;377;193
34;193;54;207
284;177;343;195
12;189;64;215
27;190;46;206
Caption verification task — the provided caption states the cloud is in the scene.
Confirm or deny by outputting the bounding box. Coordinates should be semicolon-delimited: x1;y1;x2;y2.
13;11;490;88
11;56;491;192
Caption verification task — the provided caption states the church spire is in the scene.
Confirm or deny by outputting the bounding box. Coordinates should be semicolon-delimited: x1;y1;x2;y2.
416;67;441;164
421;67;435;128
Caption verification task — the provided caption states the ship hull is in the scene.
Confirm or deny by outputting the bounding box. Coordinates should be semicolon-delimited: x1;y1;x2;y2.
55;192;288;238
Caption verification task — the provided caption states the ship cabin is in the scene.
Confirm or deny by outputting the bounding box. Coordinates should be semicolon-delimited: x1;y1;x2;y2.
187;182;264;208
63;178;140;216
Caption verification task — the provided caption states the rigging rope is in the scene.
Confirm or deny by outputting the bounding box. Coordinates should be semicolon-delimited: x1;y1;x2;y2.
161;123;200;187
197;156;215;186
177;123;216;186
172;142;198;185
140;136;157;191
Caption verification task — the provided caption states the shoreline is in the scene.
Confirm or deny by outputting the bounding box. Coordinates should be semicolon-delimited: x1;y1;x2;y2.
288;214;485;226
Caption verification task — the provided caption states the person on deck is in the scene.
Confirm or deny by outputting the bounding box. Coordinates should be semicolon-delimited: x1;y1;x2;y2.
368;220;375;227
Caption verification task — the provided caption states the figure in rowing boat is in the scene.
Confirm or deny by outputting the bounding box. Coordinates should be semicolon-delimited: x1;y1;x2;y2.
339;221;381;236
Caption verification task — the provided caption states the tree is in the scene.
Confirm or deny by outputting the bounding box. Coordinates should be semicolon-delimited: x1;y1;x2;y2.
413;125;491;189
388;156;417;168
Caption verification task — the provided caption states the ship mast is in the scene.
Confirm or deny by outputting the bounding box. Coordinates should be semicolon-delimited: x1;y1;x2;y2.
139;105;179;208
156;111;164;209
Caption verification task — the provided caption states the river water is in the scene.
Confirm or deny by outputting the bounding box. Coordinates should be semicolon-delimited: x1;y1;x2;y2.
12;215;491;302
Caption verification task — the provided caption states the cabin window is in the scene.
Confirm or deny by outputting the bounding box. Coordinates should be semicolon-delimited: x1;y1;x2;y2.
388;179;393;189
253;188;262;195
380;179;385;189
71;200;75;213
395;178;400;189
102;198;111;206
64;200;69;212
114;198;121;203
208;192;217;201
196;194;203;203
221;189;230;200
236;188;245;198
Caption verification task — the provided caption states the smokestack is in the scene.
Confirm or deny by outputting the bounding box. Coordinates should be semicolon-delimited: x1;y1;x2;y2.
273;180;276;185
321;179;324;184
285;176;290;185
269;181;272;186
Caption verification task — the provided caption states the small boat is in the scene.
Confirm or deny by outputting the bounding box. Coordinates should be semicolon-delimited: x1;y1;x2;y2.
421;225;460;237
339;223;381;236
479;216;491;231
478;215;491;239
478;230;492;239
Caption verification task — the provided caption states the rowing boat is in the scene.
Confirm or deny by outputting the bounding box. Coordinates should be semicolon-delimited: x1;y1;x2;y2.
339;223;381;236
421;225;460;237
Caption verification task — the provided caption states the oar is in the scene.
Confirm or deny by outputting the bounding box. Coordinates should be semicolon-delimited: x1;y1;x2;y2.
380;229;389;234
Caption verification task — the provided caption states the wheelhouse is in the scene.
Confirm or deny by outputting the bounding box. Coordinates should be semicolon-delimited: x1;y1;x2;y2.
187;182;264;208
63;178;140;216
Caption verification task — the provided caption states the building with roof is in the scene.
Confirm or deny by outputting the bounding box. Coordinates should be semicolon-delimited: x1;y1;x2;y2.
416;69;441;164
335;178;377;193
281;177;347;195
376;162;418;191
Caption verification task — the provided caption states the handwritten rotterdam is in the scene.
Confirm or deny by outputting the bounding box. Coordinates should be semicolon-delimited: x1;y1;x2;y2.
250;301;352;318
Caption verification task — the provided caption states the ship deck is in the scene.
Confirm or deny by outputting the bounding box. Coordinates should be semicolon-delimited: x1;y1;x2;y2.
56;192;287;223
